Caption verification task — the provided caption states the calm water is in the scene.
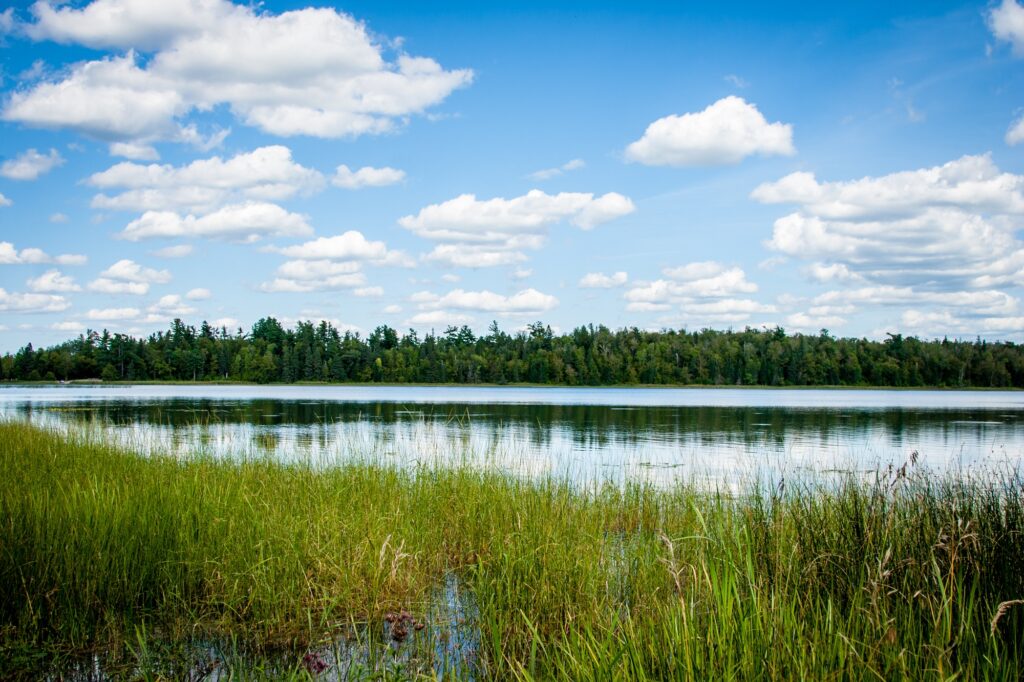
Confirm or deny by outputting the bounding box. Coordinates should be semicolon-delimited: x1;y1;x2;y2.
3;384;1023;485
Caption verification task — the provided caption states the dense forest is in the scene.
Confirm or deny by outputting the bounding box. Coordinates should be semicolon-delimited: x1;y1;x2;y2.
2;318;1024;387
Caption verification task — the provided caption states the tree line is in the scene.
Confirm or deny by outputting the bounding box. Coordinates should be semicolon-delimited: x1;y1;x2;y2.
3;318;1024;387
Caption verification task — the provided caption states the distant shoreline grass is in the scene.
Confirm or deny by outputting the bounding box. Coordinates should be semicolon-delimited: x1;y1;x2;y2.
2;421;1023;679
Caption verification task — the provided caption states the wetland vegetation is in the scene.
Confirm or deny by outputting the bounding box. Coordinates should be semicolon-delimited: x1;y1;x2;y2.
2;420;1023;679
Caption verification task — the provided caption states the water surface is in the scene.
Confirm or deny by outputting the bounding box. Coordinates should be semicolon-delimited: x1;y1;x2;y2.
3;384;1022;485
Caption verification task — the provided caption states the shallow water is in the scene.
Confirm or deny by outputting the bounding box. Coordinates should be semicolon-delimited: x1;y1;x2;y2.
2;384;1023;485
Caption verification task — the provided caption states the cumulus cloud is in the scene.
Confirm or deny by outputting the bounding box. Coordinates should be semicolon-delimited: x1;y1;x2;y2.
260;230;410;292
7;1;473;142
151;244;193;258
100;258;172;283
90;145;324;213
110;141;160;160
119;202;312;241
785;311;848;332
185;287;210;300
274;231;397;261
87;258;171;295
332;164;405;189
0;148;64;180
624;96;794;166
52;320;87;332
401;189;635;267
0;193;10;207
27;269;81;293
406;310;473;326
0;289;70;313
404;287;558;325
259;259;367;293
754;154;1024;291
146;294;196;318
624;261;771;324
0;242;86;266
990;0;1024;55
86;307;140;320
432;288;558;313
527;158;585;181
579;271;628;288
1008;115;1024;146
88;279;149;295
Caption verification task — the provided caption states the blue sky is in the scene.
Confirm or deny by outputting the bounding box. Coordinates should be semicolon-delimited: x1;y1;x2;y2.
1;0;1024;350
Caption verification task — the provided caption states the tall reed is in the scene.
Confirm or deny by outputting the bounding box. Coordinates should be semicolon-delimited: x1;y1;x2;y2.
1;421;1022;679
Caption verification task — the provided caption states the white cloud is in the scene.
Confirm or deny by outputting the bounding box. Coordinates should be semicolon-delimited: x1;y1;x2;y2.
151;244;193;258
100;258;172;283
624;261;769;324
0;289;70;313
261;231;410;292
401;189;635;267
0;148;64;180
147;294;196;317
275;230;394;261
785;311;847;332
1008;114;1024;146
90;145;324;213
653;298;777;325
259;264;367;293
429;288;559;314
806;262;863;283
354;286;384;297
110;141;160;160
754;154;1024;291
210;317;240;329
0;193;10;207
52;320;87;332
440;273;461;283
87;258;171;295
49;212;69;223
406;310;474;326
383;304;402;314
895;309;1024;339
579;271;628;288
0;242;86;266
86;307;140;320
27;269;81;293
990;0;1024;55
406;287;557;320
185;287;210;300
527;158;585;181
624;96;795;166
8;2;473;142
812;286;1019;316
120;202;312;241
87;279;150;295
332;164;405;189
512;268;532;280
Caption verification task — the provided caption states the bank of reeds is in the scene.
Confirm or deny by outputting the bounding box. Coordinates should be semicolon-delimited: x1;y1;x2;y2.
1;420;1022;679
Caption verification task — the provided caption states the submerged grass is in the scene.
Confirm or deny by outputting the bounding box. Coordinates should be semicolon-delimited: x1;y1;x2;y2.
1;420;1023;679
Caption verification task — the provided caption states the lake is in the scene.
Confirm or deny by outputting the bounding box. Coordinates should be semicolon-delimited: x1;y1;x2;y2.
2;384;1022;486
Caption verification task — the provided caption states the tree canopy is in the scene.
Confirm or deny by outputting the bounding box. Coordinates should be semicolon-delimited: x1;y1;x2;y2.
3;318;1024;388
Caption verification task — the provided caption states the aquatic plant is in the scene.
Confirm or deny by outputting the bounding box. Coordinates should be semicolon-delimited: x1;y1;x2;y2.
1;421;1022;679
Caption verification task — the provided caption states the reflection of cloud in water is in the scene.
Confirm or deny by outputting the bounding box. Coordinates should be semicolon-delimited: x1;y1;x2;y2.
1;389;1022;487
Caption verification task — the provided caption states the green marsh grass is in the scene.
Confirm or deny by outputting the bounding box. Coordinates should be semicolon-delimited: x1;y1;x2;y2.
1;420;1023;679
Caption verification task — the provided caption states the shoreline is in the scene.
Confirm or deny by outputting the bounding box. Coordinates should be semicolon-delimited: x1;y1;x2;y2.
2;379;1021;392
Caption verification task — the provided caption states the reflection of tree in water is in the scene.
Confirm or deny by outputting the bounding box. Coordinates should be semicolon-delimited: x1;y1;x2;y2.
14;399;1021;452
